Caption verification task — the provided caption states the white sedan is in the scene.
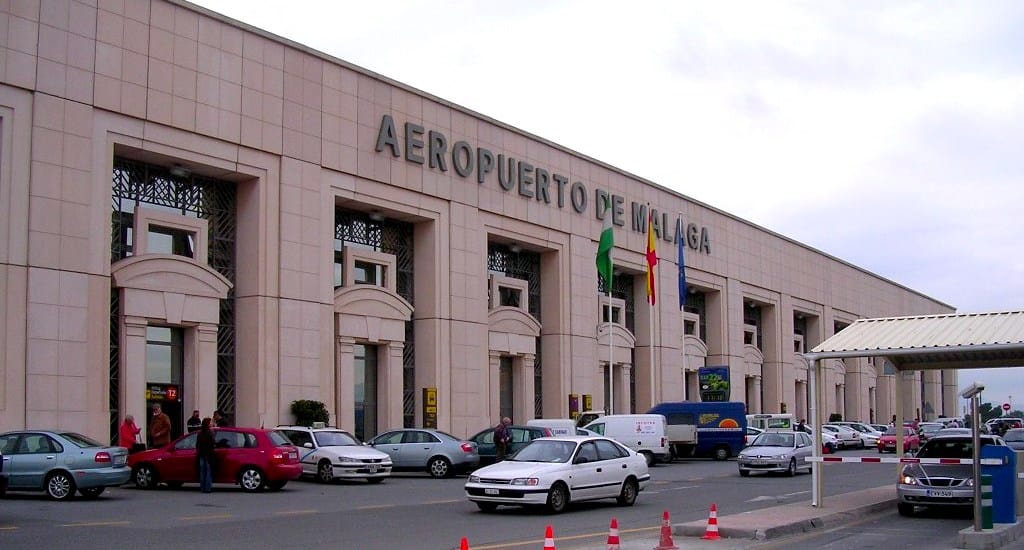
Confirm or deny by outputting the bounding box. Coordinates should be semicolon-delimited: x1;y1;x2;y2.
822;424;863;449
464;436;650;513
278;426;393;483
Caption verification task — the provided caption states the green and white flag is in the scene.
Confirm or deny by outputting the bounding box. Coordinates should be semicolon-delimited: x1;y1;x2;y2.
596;198;614;285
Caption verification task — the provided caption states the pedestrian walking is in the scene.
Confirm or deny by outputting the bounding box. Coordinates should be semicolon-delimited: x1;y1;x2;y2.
196;417;216;493
119;414;142;453
494;417;512;461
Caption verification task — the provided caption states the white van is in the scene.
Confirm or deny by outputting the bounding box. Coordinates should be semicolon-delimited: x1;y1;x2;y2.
583;414;669;465
526;419;577;437
746;413;794;431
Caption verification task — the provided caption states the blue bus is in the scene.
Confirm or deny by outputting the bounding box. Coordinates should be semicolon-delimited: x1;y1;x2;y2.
647;401;747;460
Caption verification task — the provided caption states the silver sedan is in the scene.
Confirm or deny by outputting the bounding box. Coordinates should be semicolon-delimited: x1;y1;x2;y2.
737;431;814;476
0;431;130;500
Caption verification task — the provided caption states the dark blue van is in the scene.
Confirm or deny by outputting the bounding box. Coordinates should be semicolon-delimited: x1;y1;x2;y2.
647;401;746;460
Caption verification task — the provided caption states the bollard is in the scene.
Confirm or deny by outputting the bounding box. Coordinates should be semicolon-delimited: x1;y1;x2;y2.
981;474;993;530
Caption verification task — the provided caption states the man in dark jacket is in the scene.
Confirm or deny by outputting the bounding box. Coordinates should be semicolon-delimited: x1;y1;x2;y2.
196;417;216;493
494;417;512;461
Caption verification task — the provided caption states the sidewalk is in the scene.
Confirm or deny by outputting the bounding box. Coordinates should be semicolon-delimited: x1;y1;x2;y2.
561;485;896;549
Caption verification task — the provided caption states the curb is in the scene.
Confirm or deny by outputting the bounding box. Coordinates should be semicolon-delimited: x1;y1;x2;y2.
676;498;897;541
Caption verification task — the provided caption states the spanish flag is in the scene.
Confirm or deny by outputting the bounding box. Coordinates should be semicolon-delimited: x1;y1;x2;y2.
645;210;658;305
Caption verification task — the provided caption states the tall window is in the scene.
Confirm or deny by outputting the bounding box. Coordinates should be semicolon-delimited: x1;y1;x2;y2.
148;227;195;258
354;344;379;441
488;243;543;417
684;291;706;341
499;356;514;421
146;326;183;384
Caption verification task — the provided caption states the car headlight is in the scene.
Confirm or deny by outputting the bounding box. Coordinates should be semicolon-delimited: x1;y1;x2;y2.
510;478;539;486
468;475;480;483
966;478;974;487
337;456;356;462
900;475;917;485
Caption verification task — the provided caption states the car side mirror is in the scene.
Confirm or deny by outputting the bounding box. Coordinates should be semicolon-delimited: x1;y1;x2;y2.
574;456;589;465
303;442;313;449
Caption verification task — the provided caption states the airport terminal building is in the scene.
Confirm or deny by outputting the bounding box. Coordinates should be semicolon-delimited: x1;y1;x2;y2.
0;0;958;444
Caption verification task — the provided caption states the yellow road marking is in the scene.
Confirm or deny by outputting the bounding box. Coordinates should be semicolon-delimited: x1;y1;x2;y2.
424;499;462;504
179;514;233;521
274;510;317;516
59;521;131;528
469;525;660;549
356;504;394;510
0;526;19;531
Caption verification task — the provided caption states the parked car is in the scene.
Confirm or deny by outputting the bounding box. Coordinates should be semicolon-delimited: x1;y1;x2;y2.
0;447;6;496
878;426;920;454
0;430;131;500
368;429;479;478
464;435;650;513
737;430;815;477
469;425;551;465
277;426;392;483
870;424;890;433
744;426;764;446
916;422;944;443
935;427;972;438
1002;428;1024;451
128;427;301;492
822;424;863;449
898;434;1006;516
832;421;883;446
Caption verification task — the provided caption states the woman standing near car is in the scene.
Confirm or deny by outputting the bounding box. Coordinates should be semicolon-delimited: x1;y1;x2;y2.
196;418;216;493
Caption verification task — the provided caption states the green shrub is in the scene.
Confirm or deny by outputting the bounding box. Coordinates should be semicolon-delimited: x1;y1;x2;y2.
828;413;843;422
290;399;330;427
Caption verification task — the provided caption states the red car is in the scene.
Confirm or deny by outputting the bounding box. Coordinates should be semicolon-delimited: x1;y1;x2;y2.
877;426;920;454
128;427;302;492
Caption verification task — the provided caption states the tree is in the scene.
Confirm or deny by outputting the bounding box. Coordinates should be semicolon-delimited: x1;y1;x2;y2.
290;400;330;427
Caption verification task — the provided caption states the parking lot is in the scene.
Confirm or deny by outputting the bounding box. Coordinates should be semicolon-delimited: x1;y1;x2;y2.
2;443;1000;550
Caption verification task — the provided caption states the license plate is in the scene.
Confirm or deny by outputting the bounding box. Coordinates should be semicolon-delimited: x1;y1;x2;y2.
368;465;378;473
115;455;126;465
484;488;499;495
927;490;954;498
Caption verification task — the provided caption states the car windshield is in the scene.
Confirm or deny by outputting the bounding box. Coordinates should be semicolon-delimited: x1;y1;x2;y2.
917;438;996;459
510;440;576;463
920;424;942;433
268;430;292;446
315;430;360;446
59;432;104;447
752;433;794;447
1003;429;1024;442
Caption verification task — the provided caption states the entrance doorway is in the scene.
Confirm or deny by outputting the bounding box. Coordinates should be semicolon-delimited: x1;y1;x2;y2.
354;343;378;441
499;356;514;421
146;326;184;445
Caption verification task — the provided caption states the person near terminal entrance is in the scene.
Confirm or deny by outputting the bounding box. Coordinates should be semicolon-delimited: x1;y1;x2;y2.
213;409;229;427
196;417;216;493
149;404;172;448
494;417;512;461
186;410;202;433
118;414;142;453
796;419;806;433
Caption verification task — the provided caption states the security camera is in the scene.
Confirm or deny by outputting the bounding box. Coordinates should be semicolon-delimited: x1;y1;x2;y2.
960;382;985;399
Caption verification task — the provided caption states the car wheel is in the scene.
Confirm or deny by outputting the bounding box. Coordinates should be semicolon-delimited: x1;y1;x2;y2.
317;460;335;483
712;446;730;461
428;456;452;479
640;451;655;467
897;502;915;516
546;482;569;514
238;466;266;492
366;478;385;484
739;469;750;477
786;458;797;477
476;502;498;513
616;478;638;506
267;480;287;491
133;464;159;489
46;471;77;501
78;487;104;499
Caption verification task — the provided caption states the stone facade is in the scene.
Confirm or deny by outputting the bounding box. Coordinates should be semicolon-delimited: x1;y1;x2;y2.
0;0;957;443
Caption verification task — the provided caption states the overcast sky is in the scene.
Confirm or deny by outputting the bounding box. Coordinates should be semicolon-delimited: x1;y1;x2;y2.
191;0;1024;413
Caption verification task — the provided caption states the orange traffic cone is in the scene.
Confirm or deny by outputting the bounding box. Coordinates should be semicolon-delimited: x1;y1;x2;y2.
606;517;620;550
543;525;556;550
654;510;679;550
459;537;469;550
702;503;721;541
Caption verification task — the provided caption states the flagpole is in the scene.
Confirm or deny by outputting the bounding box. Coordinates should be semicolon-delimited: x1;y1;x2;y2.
679;213;688;401
608;288;614;415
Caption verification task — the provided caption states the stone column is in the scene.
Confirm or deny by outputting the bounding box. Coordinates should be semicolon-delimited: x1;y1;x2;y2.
197;324;219;417
617;364;632;414
489;351;502;422
749;375;762;413
517;354;535;422
120;315;148;431
382;342;405;430
335;336;356;431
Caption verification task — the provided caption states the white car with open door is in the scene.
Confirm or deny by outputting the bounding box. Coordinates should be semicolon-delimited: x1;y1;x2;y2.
465;435;650;513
